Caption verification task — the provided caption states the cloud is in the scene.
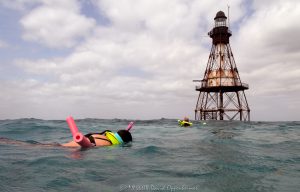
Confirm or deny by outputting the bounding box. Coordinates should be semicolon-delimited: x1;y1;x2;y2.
0;39;8;48
1;0;300;120
231;0;300;120
94;0;245;39
20;0;96;48
234;0;300;92
0;0;41;11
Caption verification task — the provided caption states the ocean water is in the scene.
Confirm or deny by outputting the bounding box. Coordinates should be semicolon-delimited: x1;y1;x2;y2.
0;119;299;192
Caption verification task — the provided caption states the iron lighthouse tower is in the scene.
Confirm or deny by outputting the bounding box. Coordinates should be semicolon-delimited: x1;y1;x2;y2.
194;11;250;121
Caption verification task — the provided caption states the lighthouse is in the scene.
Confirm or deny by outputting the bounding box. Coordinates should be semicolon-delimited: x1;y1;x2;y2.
194;11;250;121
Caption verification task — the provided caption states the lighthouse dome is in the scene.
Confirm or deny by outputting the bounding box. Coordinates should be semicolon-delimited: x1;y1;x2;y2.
214;11;227;20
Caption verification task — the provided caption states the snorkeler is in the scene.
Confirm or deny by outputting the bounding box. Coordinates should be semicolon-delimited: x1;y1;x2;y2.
62;130;132;147
62;116;133;148
0;117;133;148
178;116;193;127
0;130;132;148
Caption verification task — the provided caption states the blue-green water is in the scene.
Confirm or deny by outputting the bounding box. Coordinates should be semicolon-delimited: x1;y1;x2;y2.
0;119;299;192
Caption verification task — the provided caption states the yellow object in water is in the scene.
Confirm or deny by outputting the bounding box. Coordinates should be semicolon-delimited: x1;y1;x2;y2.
105;131;122;145
178;120;193;127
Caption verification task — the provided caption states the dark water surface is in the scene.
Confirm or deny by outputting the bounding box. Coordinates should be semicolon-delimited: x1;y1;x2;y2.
0;119;299;192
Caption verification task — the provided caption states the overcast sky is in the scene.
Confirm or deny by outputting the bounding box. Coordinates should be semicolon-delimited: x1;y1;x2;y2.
0;0;299;121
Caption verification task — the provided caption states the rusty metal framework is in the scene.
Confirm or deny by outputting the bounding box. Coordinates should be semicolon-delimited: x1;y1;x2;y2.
194;11;250;121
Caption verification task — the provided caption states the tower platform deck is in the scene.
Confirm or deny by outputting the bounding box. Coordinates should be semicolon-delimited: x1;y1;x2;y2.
196;83;249;92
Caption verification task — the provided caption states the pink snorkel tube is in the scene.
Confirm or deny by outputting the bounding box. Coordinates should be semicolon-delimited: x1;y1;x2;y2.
66;116;94;148
126;122;134;131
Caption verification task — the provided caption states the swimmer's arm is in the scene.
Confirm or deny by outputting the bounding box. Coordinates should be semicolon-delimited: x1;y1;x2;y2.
61;134;111;147
61;141;81;147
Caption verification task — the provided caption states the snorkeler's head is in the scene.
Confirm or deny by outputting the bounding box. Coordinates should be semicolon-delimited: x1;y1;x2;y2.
184;117;189;122
117;130;132;143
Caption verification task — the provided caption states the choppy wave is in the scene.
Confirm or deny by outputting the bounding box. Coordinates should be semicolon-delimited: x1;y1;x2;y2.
0;119;299;192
